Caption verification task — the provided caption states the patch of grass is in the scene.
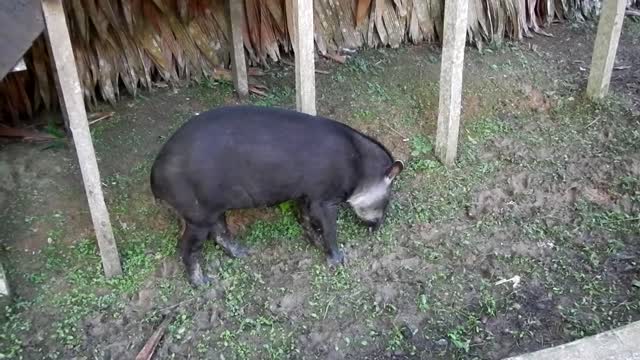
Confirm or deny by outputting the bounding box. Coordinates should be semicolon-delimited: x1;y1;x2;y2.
366;81;391;102
311;264;352;294
447;327;471;353
219;328;253;358
408;135;438;172
417;293;430;312
219;261;257;317
576;201;640;235
250;87;294;108
242;202;302;247
309;264;356;321
53;289;120;348
193;79;234;106
347;56;382;75
386;325;411;353
168;311;193;342
464;116;509;144
217;315;296;359
353;109;376;122
0;302;32;359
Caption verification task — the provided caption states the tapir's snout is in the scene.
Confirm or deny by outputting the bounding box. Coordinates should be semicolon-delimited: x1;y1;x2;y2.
364;216;384;232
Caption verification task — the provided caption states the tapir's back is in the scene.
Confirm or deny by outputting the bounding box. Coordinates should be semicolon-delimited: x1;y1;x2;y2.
151;105;362;209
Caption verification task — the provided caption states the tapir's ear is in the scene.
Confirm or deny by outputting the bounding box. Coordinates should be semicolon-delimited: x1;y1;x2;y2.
384;160;404;183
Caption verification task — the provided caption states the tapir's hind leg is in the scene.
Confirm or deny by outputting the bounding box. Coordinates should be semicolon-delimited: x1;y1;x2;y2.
209;212;249;258
297;198;324;248
181;221;211;286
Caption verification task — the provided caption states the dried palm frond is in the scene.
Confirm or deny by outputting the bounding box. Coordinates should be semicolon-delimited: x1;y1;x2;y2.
0;0;617;124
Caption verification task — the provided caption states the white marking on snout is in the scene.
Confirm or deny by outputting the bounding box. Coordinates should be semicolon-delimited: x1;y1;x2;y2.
347;181;388;222
347;182;387;208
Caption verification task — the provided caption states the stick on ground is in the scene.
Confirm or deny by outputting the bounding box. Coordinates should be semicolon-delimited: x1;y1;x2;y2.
135;315;174;360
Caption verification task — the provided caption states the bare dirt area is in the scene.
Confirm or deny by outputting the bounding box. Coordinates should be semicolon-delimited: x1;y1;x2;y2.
1;20;639;360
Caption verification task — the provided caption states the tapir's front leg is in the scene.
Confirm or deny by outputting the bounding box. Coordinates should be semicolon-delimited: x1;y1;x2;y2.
309;201;344;267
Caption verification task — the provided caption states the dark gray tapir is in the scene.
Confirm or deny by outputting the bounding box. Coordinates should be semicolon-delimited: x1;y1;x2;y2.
150;105;403;286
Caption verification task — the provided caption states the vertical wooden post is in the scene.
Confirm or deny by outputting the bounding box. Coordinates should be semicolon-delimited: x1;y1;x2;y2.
227;0;248;97
435;0;468;167
0;260;9;309
0;260;9;298
42;0;122;278
293;0;316;115
586;0;627;99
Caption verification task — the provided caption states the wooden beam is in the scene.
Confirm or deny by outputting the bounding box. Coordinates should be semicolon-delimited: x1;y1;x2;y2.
42;0;122;278
435;0;468;167
227;0;248;97
293;0;316;115
586;0;627;99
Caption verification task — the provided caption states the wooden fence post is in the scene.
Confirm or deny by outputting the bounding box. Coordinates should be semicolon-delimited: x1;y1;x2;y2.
41;0;122;278
293;0;316;115
435;0;469;167
227;0;248;97
586;0;627;99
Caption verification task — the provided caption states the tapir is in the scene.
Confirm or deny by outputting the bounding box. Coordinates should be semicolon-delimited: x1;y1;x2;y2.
150;105;403;286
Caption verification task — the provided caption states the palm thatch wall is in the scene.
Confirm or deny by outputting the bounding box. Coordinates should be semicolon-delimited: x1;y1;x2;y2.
0;0;637;125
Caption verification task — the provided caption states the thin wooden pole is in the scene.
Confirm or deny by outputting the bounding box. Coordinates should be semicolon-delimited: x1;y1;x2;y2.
434;0;469;167
42;0;122;278
586;0;627;99
227;0;248;97
293;0;316;115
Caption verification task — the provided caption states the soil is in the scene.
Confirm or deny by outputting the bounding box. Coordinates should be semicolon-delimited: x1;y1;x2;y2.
1;20;639;360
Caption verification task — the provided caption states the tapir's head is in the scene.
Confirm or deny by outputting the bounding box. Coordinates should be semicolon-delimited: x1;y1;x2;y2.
347;160;404;230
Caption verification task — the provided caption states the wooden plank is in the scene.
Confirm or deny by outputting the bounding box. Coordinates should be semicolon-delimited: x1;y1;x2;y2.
435;0;468;167
586;0;627;99
506;321;640;360
294;0;316;115
41;0;122;278
0;0;44;80
11;58;27;72
227;0;248;97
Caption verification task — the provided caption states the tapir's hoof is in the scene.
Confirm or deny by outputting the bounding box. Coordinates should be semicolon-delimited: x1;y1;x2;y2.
188;264;213;287
326;251;345;268
216;237;251;258
306;233;324;248
189;272;213;287
226;244;250;258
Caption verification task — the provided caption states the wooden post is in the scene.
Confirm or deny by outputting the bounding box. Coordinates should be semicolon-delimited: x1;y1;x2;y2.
42;0;122;278
0;260;10;309
586;0;627;99
0;260;9;298
293;0;316;115
434;0;468;167
227;0;248;97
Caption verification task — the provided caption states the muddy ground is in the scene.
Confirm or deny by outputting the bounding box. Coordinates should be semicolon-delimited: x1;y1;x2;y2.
1;19;639;360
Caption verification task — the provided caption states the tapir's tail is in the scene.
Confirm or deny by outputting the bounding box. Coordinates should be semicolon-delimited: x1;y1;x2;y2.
149;161;162;204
